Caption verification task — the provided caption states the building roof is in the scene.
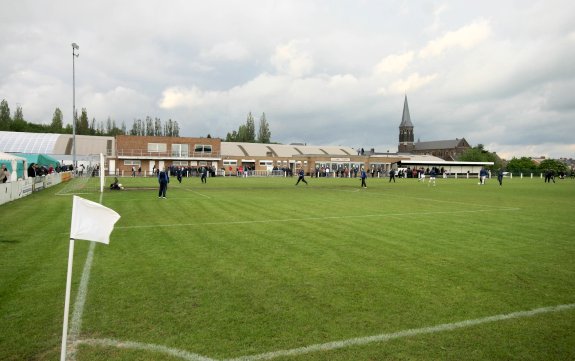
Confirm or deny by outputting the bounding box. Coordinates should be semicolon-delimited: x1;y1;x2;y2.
0;131;114;156
399;95;413;128
413;138;468;151
221;142;355;158
0;131;61;154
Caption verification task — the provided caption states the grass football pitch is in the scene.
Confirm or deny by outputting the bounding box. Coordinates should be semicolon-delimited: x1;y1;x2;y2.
1;175;574;360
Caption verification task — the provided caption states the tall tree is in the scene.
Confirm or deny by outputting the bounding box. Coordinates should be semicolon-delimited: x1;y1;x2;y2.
130;118;141;135
154;117;162;136
245;112;256;142
89;117;97;135
97;119;105;135
145;116;154;136
172;120;180;137
105;116;113;135
237;124;248;142
0;99;12;131
51;108;63;133
12;105;26;131
77;108;89;135
164;119;173;137
257;112;271;143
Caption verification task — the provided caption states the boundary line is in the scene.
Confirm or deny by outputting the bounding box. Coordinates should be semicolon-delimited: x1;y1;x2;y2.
74;303;575;361
64;192;103;361
181;187;212;198
74;338;217;361
67;241;96;361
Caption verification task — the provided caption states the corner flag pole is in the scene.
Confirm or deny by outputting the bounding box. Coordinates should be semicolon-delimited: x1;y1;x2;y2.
60;238;75;361
61;196;120;360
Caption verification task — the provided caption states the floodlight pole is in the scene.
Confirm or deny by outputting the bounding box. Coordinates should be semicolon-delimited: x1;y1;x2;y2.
72;43;79;173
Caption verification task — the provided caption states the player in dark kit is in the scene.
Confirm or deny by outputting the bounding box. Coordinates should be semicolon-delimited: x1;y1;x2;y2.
295;169;308;185
158;168;169;198
201;167;208;183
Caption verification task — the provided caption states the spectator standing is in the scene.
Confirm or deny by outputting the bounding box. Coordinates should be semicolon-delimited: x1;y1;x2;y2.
1;164;9;183
27;163;37;178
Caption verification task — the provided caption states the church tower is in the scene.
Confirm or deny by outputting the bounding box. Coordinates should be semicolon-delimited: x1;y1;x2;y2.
398;95;415;153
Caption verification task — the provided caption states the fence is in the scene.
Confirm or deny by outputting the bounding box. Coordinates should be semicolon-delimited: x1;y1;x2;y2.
0;172;69;206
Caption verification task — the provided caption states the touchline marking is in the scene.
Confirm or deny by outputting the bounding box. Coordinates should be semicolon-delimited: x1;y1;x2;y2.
226;303;575;361
66;240;96;361
64;193;104;361
74;338;217;361
115;207;520;230
74;303;575;361
181;187;212;198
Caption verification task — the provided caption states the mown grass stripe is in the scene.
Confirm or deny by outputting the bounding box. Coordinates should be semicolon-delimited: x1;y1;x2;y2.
115;208;519;229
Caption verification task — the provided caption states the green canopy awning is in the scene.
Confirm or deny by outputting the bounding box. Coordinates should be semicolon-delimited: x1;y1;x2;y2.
14;153;60;168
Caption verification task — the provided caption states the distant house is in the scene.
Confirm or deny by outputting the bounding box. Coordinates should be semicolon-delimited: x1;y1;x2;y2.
397;95;471;161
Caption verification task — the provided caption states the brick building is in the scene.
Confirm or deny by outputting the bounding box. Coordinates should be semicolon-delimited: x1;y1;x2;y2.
112;135;221;175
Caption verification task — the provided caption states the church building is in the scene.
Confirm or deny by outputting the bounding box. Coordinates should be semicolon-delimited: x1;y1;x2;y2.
398;95;471;161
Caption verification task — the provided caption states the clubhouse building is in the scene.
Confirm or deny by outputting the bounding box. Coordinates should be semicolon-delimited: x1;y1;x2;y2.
0;96;492;179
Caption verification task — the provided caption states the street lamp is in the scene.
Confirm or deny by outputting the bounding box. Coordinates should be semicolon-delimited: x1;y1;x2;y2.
72;42;79;172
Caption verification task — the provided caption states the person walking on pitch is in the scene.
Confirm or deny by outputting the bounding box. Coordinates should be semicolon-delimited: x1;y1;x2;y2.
158;168;169;198
360;168;367;188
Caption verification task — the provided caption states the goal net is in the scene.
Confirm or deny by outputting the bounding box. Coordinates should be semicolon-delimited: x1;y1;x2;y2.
56;154;108;195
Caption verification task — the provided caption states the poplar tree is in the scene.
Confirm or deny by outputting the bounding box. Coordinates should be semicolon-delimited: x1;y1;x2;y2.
0;99;11;130
51;108;63;133
257;112;271;143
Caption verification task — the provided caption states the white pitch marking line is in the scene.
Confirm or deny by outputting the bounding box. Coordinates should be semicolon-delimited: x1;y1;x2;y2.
74;303;575;361
64;193;105;361
225;303;575;361
115;207;520;230
74;338;218;361
181;187;212;198
66;240;96;360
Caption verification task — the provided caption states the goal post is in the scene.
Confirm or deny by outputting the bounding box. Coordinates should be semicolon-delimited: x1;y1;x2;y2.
100;153;104;193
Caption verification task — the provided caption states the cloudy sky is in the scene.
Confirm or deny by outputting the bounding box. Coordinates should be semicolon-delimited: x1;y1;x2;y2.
1;0;574;159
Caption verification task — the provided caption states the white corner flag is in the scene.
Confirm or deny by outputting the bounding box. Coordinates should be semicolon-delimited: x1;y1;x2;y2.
62;196;120;361
70;195;121;244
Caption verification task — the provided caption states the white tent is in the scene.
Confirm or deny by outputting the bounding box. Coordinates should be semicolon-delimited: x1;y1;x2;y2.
0;151;27;182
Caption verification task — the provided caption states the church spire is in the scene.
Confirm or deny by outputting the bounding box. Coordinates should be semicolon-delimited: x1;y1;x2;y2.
399;94;413;127
398;95;415;152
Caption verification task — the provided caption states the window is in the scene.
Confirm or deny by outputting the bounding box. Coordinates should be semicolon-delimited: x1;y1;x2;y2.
148;143;167;152
194;144;212;153
172;144;189;157
124;160;141;166
223;160;237;165
172;161;188;166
